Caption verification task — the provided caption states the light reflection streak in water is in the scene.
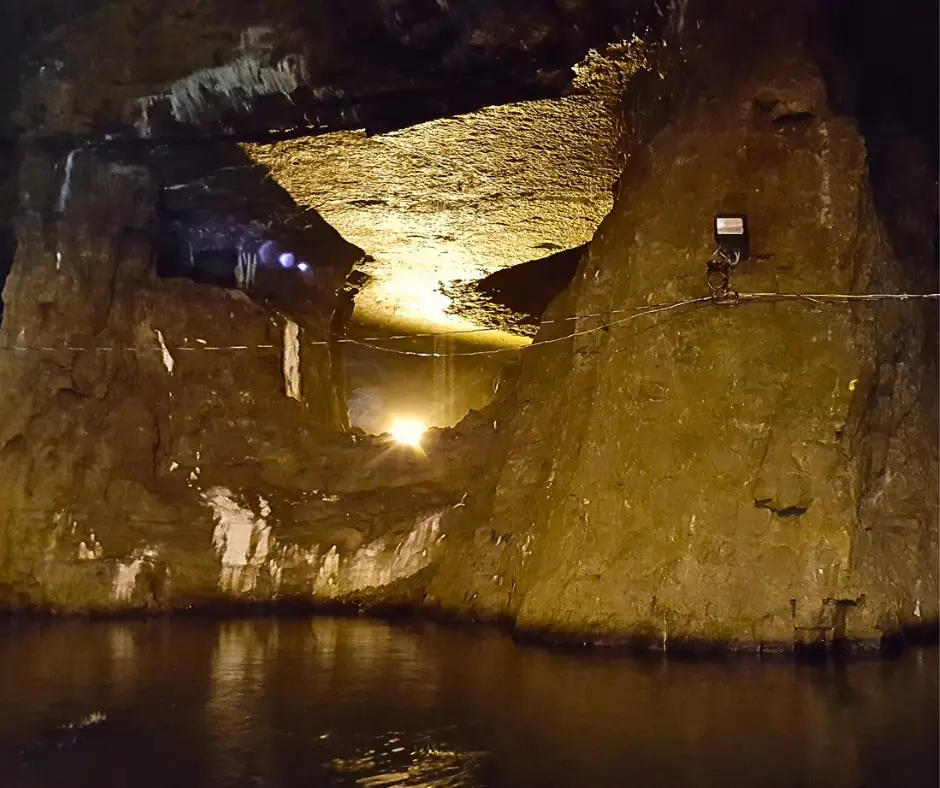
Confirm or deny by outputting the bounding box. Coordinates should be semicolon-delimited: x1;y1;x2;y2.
330;731;482;787
108;625;137;693
206;622;269;785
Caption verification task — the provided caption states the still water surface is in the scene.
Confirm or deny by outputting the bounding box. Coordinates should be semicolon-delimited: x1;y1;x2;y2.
0;618;936;788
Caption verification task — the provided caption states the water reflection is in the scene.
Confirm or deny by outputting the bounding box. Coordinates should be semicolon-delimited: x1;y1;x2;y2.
108;625;137;693
206;622;270;785
0;618;935;788
329;731;482;787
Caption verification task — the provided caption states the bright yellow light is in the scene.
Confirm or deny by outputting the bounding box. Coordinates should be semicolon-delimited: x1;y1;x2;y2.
389;417;426;448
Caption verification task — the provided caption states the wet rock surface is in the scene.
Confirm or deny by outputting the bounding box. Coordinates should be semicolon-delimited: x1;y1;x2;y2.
441;245;585;338
7;0;655;338
11;0;656;141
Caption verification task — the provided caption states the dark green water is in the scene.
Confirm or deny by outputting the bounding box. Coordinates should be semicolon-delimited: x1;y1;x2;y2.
0;618;936;788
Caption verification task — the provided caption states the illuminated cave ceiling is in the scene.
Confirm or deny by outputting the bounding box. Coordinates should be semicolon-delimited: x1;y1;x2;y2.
243;45;641;339
7;0;663;342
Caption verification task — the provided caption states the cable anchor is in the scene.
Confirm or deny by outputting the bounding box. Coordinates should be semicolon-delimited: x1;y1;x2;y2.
706;246;741;306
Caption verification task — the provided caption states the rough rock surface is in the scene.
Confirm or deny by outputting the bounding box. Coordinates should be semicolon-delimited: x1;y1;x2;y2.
242;43;641;335
0;149;493;611
0;0;935;655
9;0;654;339
425;7;939;650
12;0;655;140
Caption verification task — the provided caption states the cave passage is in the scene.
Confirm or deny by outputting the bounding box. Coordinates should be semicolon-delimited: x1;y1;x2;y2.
344;334;513;435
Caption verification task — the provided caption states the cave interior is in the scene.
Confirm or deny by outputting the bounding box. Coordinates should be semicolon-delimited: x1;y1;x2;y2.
0;0;936;653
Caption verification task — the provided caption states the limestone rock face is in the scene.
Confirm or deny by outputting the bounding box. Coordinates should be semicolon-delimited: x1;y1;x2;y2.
427;10;938;649
0;150;493;611
241;44;638;336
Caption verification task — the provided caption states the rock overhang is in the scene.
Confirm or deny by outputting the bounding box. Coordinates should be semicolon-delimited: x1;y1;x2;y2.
241;40;648;338
8;0;662;342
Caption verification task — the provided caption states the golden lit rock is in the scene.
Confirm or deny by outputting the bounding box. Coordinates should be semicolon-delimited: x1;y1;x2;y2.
243;45;642;337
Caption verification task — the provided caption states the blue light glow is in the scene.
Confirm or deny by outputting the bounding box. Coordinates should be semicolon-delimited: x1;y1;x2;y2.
297;261;310;273
279;252;296;268
258;240;278;266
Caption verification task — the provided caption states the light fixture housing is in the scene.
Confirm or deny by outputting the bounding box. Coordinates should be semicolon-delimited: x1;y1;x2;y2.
714;214;749;261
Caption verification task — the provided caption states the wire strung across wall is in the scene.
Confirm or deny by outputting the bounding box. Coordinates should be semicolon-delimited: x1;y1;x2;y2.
0;290;936;360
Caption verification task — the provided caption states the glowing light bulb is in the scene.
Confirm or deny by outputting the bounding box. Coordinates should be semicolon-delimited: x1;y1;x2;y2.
389;417;425;449
279;252;295;268
297;261;310;273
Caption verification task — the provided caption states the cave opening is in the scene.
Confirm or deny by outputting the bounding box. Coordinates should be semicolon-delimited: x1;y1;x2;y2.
339;246;578;435
343;333;513;435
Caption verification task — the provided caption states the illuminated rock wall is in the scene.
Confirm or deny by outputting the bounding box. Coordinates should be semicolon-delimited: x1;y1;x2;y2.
428;6;939;650
0;0;934;653
0;149;434;610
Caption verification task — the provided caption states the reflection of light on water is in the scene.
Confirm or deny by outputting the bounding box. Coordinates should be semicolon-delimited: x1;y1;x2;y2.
311;617;340;671
109;625;137;691
309;620;441;708
60;711;107;730
209;622;265;705
206;623;268;783
329;731;483;787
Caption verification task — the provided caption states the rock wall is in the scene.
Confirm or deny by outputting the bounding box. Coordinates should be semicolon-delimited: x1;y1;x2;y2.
0;147;496;611
427;5;939;650
14;0;658;140
0;1;934;654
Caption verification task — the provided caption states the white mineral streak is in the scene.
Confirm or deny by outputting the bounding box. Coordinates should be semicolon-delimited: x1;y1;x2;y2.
113;548;158;602
135;95;159;137
201;491;446;599
235;249;258;290
313;510;445;598
283;320;302;400
670;0;689;36
56;150;77;213
314;546;341;594
205;487;272;594
77;539;102;561
155;329;175;374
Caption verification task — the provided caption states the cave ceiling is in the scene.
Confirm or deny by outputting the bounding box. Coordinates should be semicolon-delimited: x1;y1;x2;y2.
243;45;642;338
6;0;664;340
